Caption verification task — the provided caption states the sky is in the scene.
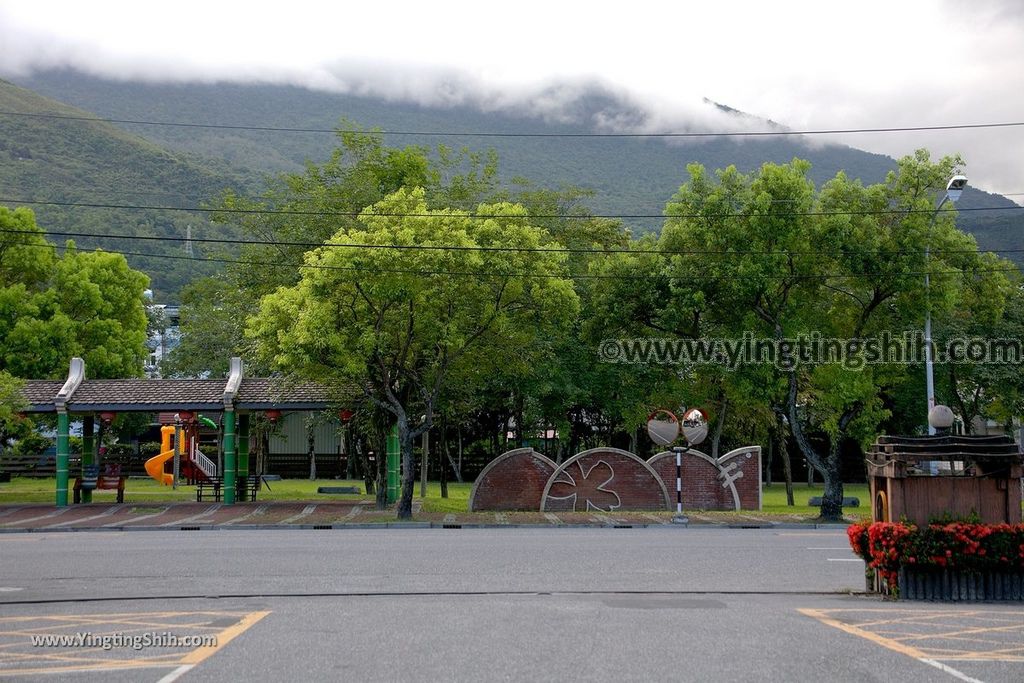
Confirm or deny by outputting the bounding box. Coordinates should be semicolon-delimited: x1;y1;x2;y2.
1;0;1023;200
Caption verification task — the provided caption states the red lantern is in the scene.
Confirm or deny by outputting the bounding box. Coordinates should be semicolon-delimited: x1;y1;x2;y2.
99;411;117;425
338;409;354;423
265;409;282;424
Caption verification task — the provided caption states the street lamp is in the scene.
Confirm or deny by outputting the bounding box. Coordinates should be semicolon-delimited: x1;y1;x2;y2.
924;174;967;435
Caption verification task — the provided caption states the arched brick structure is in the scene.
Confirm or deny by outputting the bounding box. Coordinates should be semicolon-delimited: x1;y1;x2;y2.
468;448;558;511
541;448;671;512
648;446;761;511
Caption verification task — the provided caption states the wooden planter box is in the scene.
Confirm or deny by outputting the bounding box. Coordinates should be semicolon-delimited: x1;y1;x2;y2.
881;567;1024;601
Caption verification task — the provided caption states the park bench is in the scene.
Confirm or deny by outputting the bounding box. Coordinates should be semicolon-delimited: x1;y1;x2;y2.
73;463;126;504
196;475;260;502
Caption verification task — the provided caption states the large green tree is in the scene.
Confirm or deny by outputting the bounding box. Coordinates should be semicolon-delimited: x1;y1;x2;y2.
588;152;1017;520
248;188;579;517
0;206;150;380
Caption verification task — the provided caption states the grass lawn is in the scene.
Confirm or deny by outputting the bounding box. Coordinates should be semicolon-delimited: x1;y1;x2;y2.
0;476;866;519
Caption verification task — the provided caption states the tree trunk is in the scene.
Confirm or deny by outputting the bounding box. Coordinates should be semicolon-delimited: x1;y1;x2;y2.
440;428;449;499
344;427;355;479
308;425;316;480
711;396;727;460
785;371;842;519
396;418;417;519
819;441;845;521
420;428;429;498
765;430;773;487
455;424;464;483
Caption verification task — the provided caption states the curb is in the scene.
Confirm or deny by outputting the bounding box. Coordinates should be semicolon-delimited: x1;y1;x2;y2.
0;521;851;533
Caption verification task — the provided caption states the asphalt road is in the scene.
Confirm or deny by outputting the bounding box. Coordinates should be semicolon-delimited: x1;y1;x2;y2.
1;528;1022;682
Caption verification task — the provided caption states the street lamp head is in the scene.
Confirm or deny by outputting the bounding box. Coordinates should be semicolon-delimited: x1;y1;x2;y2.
946;175;968;202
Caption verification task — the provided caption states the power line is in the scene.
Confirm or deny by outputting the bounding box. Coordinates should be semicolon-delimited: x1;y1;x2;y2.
5;239;1019;284
3;197;1022;220
3;226;1023;259
2;110;1024;138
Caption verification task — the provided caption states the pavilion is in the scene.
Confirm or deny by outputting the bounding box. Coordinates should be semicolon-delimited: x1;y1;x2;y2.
20;357;339;505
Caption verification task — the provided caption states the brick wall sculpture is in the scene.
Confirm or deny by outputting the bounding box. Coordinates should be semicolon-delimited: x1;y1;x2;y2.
468;448;557;512
469;445;761;512
648;446;762;511
540;448;671;512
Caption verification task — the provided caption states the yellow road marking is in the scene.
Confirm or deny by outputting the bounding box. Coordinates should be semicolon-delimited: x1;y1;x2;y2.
801;607;1024;667
180;610;270;665
798;608;930;659
0;609;271;677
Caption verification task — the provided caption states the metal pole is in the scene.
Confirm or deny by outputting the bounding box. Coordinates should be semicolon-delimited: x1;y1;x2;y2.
674;446;682;513
924;195;949;436
672;444;689;524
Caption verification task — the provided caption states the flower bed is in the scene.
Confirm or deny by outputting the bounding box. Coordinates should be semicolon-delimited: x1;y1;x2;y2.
848;521;1024;599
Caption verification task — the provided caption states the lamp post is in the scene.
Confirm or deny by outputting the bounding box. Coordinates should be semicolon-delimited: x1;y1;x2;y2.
924;174;967;435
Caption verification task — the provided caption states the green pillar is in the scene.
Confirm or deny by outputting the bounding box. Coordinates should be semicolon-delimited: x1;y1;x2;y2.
81;416;95;504
223;409;236;504
237;414;250;499
56;412;69;507
386;424;400;505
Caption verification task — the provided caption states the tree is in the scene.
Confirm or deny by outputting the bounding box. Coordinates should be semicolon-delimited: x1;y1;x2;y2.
0;207;150;380
248;188;579;518
658;153;1015;520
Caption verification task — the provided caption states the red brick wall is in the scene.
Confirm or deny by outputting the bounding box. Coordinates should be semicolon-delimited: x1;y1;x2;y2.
648;446;761;511
541;448;670;512
468;448;556;511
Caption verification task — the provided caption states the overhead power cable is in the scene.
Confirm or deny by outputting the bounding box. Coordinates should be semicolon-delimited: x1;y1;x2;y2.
3;226;1023;259
2;197;1021;221
5;239;1019;284
2;110;1024;138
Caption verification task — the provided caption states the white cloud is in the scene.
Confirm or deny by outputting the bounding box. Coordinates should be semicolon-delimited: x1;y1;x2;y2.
1;0;1022;197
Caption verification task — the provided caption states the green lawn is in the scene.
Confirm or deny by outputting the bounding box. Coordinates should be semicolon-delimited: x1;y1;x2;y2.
0;476;865;518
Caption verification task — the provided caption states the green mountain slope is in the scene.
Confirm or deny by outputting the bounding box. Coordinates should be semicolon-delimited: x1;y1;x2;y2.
0;78;253;300
6;70;1023;267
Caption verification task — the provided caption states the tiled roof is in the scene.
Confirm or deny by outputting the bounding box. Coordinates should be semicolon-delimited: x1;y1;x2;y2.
20;377;350;412
234;377;347;409
20;381;65;409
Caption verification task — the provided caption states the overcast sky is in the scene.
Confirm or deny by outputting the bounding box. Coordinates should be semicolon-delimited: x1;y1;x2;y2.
1;0;1022;200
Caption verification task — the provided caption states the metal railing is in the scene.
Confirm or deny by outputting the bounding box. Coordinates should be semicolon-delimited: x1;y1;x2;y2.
190;445;218;479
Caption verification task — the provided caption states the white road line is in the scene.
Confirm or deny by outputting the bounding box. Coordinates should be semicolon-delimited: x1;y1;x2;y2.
160;504;220;526
221;504;270;525
46;505;121;528
0;507;70;527
0;506;25;519
156;664;195;683
281;504;317;524
105;506;169;527
806;547;853;550
827;558;863;562
919;658;986;683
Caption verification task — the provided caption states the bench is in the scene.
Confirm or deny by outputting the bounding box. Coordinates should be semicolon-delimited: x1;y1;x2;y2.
808;496;859;507
317;486;361;494
73;464;126;504
196;475;260;502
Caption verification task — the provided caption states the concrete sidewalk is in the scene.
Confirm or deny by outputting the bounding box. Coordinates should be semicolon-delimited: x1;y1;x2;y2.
0;501;845;531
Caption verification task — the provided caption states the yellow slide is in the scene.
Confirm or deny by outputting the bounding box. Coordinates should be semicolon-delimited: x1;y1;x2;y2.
145;426;177;486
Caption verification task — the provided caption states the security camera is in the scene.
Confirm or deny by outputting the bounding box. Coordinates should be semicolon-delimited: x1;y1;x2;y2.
945;175;967;201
